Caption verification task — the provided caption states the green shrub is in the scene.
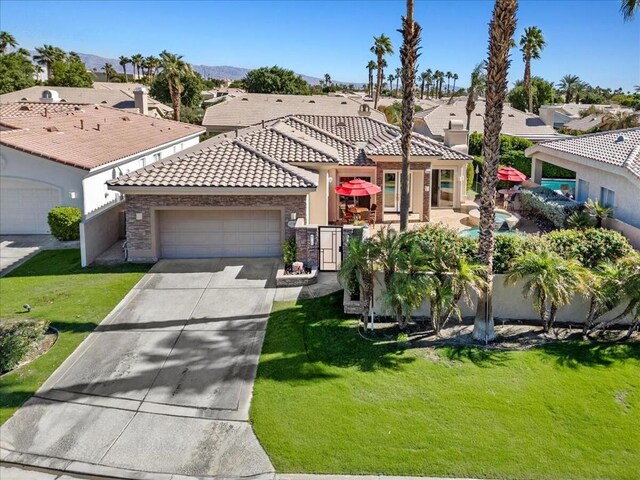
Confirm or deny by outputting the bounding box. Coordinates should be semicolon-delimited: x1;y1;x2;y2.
466;162;475;192
47;206;82;241
468;133;532;156
0;319;49;373
500;150;575;180
493;234;539;274
519;187;581;228
545;228;633;268
283;236;297;268
414;223;476;262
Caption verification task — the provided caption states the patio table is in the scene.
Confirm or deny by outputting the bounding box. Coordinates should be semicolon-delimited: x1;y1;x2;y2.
348;207;369;220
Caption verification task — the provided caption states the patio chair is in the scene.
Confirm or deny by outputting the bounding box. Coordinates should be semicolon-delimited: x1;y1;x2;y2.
368;204;377;226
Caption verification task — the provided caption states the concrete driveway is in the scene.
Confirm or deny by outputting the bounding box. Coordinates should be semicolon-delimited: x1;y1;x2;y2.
1;258;280;479
0;235;79;277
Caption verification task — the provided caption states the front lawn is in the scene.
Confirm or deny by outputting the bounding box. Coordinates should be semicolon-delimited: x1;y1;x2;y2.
0;250;149;424
250;292;640;479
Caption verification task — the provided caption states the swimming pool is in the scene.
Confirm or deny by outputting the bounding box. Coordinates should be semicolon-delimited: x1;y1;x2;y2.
459;228;517;239
541;179;576;191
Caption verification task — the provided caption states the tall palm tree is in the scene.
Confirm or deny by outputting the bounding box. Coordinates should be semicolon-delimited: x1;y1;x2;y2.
557;74;580;103
119;56;130;82
33;44;66;80
433;70;442;98
599;111;640;131
620;0;639;20
425;68;433;97
102;63;116;82
146;55;161;79
445;71;452;94
519;26;545;112
366;60;377;97
131;53;143;79
159;50;192;122
395;67;402;96
387;73;395;93
465;62;487;131
472;0;518;343
399;0;421;231
419;70;429;99
452;73;459;92
324;73;331;86
573;80;589;103
0;31;17;54
371;34;394;108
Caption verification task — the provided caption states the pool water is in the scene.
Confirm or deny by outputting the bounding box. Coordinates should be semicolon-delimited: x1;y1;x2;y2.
459;227;516;239
541;179;576;191
495;212;510;222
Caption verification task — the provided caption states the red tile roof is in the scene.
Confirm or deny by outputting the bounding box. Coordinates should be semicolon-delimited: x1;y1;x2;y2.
0;102;204;171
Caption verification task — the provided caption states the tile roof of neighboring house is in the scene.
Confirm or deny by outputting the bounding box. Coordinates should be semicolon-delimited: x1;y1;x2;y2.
528;127;640;182
0;84;172;116
202;93;387;130
109;139;316;189
415;99;563;141
0;102;204;171
550;103;634;118
109;114;472;190
562;114;603;132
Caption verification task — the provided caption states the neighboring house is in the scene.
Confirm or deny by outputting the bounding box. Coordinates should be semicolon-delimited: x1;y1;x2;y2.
526;128;640;228
538;104;634;130
0;102;204;234
561;114;604;133
415;99;564;143
202;87;247;102
201;93;387;134
108;114;472;262
0;84;172;118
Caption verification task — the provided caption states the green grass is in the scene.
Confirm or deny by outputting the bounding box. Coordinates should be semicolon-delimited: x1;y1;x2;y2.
0;250;149;424
250;292;640;479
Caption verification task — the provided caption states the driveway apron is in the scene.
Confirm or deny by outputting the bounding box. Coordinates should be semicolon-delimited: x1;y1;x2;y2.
0;258;279;479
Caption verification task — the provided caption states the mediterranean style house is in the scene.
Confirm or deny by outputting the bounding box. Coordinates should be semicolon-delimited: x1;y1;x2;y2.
0;102;204;234
526;128;640;235
108;115;472;262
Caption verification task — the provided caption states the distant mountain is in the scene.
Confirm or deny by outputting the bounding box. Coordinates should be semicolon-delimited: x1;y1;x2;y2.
69;52;362;86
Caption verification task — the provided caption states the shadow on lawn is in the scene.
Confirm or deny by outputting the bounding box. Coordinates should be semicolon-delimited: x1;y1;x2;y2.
258;292;415;381
440;345;513;367
538;342;640;369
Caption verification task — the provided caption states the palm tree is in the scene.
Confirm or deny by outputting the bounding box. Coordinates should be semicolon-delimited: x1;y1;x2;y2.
146;55;161;79
387;73;395;93
131;53;143;79
618;254;640;338
620;0;639;20
635;85;640;93
399;0;421;231
472;0;518;343
583;262;624;335
119;56;130;82
452;73;459;92
371;34;394;109
425;68;433;97
519;26;545;113
366;60;377;97
33;44;66;80
102;63;116;82
506;251;588;332
557;74;580;103
159;50;192;122
465;62;487;131
419;71;429;99
434;70;444;98
445;71;452;94
324;73;331;86
599;111;640;131
584;199;614;227
339;237;378;327
0;31;17;54
395;67;402;96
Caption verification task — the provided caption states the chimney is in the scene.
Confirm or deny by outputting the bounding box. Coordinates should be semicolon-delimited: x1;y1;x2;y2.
133;87;149;116
443;119;469;154
358;103;371;117
538;105;555;126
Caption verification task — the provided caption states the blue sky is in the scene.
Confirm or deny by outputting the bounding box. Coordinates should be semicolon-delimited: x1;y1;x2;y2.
1;0;638;90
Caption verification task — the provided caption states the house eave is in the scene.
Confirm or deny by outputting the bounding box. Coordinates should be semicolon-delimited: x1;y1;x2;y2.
107;186;316;196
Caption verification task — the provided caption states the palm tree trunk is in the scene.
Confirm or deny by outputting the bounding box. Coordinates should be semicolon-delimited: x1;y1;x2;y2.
524;56;532;112
548;302;558;332
399;0;420;232
420;79;425;99
374;60;383;109
472;0;518;343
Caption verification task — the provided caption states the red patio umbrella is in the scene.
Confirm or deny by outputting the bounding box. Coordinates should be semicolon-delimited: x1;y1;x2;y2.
334;178;382;196
497;166;527;182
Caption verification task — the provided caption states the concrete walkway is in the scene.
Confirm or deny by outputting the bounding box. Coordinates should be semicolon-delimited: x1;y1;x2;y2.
1;258;281;479
0;235;79;277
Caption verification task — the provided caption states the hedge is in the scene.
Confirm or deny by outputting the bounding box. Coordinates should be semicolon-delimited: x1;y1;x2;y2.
519;186;581;228
0;319;49;373
47;206;82;241
500;150;575;180
546;228;633;268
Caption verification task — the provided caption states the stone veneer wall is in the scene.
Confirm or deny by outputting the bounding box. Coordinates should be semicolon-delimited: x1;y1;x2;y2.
374;161;432;222
125;194;307;262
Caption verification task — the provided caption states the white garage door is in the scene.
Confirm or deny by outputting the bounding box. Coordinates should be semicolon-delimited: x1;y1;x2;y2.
159;209;283;258
0;179;61;234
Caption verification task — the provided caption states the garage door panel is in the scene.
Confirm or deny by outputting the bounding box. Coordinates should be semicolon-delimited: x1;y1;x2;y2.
0;179;61;234
159;210;282;258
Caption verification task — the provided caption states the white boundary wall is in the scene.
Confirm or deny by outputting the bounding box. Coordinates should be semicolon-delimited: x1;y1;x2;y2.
80;200;125;267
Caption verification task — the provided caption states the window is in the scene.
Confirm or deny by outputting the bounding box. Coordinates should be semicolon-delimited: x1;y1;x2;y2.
577;179;589;203
600;187;615;208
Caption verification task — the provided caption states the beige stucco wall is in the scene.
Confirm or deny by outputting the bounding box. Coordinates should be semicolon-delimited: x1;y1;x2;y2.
604;217;640;250
372;272;633;324
80;200;125;267
307;167;329;225
530;152;640;228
